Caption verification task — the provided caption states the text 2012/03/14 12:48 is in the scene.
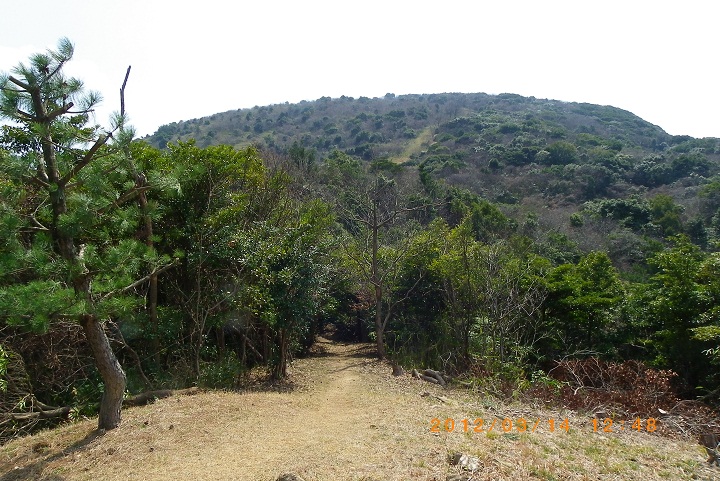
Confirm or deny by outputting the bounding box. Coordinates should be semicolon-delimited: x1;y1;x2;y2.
430;417;658;434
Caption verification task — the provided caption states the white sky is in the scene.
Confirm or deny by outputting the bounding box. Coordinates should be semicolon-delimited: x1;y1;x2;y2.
1;0;718;138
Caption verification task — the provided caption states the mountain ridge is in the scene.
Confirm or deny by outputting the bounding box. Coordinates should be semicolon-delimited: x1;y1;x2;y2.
144;92;683;155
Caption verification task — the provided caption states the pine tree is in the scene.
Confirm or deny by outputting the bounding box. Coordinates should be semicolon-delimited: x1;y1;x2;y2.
0;38;170;430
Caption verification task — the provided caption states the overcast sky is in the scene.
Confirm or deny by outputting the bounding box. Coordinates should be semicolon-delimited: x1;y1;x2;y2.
1;1;718;138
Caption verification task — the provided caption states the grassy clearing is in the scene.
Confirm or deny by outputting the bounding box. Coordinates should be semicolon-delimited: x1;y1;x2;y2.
0;339;716;480
389;126;434;164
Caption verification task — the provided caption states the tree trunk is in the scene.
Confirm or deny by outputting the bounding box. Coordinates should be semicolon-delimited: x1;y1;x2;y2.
373;316;387;356
192;338;201;380
356;314;364;341
262;325;271;361
371;206;387;359
241;331;247;364
374;282;387;359
273;329;289;379
149;271;160;362
462;317;471;363
135;173;160;364
216;325;225;353
81;315;127;430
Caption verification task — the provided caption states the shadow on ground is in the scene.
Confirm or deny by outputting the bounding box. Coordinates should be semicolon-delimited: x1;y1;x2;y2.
0;429;105;481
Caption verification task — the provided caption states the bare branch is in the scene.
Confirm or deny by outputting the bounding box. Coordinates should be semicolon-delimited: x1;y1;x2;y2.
382;270;426;332
98;259;179;302
120;66;131;117
6;406;72;421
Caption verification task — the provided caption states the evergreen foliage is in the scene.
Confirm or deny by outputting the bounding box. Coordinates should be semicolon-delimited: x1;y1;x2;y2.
0;38;171;430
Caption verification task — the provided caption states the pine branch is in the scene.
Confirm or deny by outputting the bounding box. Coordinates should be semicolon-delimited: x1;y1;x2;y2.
45;102;74;122
45;60;67;83
64;152;125;191
15;109;34;121
7;76;30;91
58;133;110;186
21;212;49;232
0;85;24;93
26;174;50;189
66;107;96;115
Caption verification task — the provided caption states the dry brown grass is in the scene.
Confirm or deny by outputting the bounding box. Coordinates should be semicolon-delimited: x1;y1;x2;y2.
0;338;717;481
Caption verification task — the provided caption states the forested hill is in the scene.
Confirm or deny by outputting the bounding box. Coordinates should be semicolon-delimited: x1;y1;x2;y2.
146;92;677;160
146;92;720;267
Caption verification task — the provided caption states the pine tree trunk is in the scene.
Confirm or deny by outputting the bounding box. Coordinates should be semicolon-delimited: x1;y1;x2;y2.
81;315;127;430
17;59;130;432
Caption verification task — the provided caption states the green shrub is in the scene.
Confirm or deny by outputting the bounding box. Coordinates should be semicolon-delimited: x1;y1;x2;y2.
199;353;245;389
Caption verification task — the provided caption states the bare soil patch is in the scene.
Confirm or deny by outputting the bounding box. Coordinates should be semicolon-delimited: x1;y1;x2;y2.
0;337;717;480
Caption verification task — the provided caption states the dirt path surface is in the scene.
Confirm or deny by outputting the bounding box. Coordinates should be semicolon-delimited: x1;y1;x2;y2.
1;338;717;481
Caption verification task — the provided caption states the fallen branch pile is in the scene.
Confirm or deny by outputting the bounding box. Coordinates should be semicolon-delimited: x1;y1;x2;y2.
411;368;449;387
123;387;200;407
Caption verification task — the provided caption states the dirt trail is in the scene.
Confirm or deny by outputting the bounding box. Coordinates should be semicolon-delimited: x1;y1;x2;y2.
1;339;442;481
184;338;419;480
1;338;717;481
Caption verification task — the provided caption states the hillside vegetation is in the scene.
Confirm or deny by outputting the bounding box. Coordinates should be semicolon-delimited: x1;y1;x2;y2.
146;92;720;267
2;39;720;460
